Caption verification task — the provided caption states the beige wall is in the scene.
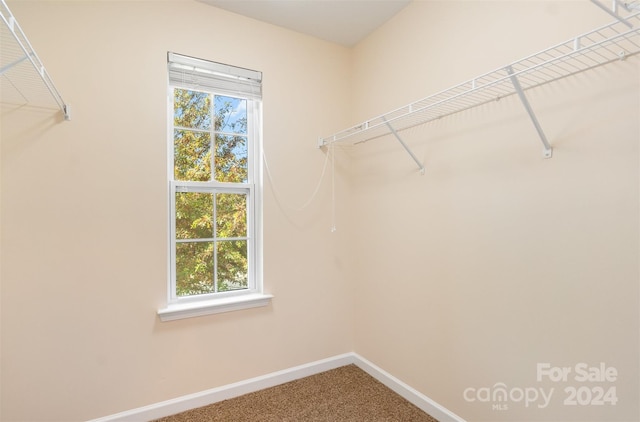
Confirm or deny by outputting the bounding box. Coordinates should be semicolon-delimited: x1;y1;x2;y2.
0;1;354;420
350;1;639;421
1;1;638;422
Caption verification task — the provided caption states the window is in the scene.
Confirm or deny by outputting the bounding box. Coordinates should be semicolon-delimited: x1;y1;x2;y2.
158;53;271;321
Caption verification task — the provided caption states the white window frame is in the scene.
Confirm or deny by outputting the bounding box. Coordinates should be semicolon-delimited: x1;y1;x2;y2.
158;53;271;322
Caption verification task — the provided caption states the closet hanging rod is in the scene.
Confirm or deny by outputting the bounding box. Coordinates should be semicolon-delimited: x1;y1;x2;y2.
0;0;70;120
318;11;640;149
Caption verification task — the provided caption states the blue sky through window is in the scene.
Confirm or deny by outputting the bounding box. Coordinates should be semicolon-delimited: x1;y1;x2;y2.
215;95;247;135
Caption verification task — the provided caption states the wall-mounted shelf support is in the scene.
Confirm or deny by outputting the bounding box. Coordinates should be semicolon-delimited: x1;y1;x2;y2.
0;53;31;75
382;117;425;174
506;66;553;159
0;0;70;120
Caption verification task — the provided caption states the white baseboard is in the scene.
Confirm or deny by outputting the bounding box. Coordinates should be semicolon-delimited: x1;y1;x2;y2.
88;352;465;422
351;354;466;422
88;353;356;422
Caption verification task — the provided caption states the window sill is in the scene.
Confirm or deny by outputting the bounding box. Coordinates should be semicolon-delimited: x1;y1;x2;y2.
157;293;273;322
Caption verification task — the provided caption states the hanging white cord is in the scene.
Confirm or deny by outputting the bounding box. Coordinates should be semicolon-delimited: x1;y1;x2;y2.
262;147;331;213
330;143;336;232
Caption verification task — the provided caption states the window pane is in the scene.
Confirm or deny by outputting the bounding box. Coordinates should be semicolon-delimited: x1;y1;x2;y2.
216;240;248;292
176;192;213;239
174;130;211;181
216;193;247;238
215;96;247;134
174;88;211;130
176;242;214;296
215;134;247;183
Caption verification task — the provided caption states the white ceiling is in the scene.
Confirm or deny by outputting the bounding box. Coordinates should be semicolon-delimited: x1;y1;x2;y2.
198;0;411;46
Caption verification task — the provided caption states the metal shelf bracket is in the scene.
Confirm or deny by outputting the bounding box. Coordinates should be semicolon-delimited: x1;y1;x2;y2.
0;53;31;75
382;117;425;174
506;66;553;159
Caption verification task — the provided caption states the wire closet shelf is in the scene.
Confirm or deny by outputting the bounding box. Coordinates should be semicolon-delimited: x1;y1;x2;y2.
0;0;69;119
318;10;640;153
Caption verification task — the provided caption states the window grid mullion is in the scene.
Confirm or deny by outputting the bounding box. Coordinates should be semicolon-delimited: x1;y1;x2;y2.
210;93;218;294
173;125;210;134
176;236;249;243
174;182;251;192
213;192;218;293
210;93;216;184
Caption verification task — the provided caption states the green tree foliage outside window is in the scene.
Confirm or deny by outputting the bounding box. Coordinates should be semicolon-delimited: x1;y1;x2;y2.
173;88;250;296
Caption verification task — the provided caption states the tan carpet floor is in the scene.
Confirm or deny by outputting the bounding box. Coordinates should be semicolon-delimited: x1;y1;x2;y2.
153;364;439;421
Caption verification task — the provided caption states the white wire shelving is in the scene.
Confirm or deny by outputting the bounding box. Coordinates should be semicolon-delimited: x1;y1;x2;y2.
318;2;640;171
0;0;69;119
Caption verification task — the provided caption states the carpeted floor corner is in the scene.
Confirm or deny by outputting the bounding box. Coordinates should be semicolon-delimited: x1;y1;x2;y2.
153;364;440;421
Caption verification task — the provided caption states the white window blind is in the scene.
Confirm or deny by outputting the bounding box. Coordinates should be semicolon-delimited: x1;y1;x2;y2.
167;52;262;100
